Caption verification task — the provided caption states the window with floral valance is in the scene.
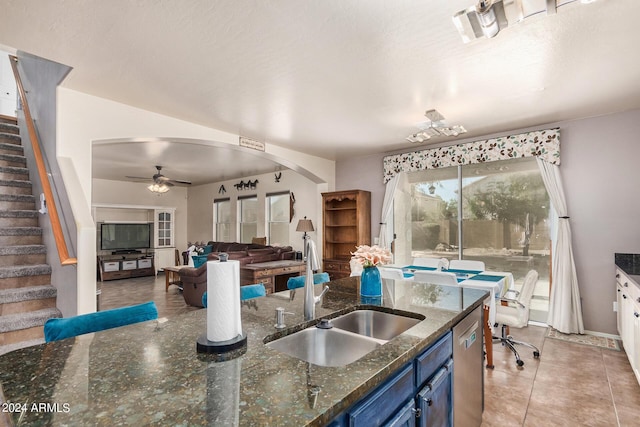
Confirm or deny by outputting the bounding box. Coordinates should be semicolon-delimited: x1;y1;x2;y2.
383;128;560;183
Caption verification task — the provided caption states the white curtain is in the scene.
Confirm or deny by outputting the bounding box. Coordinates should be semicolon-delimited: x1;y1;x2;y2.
378;173;401;250
536;157;584;334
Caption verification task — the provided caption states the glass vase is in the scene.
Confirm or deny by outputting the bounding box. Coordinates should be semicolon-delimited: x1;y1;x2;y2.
360;266;382;297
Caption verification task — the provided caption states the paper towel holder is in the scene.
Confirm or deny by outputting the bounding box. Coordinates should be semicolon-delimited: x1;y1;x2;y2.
197;332;247;360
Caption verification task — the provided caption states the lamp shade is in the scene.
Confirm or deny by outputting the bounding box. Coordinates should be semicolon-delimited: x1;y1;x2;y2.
296;217;314;233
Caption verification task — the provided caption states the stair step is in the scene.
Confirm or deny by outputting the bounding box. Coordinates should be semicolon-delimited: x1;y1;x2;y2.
0;226;42;246
0;142;23;156
0;123;19;135
0;179;32;195
0;193;35;210
0;308;61;332
0;308;61;345
0;264;51;280
0;285;57;315
0;209;38;227
0;133;21;146
0;245;47;267
0;153;26;168
0;166;29;181
0;116;17;125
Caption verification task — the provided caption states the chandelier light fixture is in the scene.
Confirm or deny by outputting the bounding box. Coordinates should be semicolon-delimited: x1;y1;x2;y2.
147;183;170;194
406;109;467;144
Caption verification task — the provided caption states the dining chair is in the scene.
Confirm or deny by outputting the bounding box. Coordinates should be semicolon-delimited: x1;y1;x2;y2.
44;301;159;342
378;267;405;280
413;270;459;286
411;257;442;268
448;259;485;271
493;270;540;367
286;272;330;290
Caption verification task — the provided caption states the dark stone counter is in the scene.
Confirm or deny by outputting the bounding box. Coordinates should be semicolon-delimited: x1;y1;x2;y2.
615;253;640;276
0;277;486;426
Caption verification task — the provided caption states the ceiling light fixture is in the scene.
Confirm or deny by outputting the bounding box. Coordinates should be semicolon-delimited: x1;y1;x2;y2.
148;183;170;194
405;109;467;144
453;0;596;43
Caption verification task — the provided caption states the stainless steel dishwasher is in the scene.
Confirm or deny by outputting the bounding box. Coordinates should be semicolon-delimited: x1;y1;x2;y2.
452;305;484;427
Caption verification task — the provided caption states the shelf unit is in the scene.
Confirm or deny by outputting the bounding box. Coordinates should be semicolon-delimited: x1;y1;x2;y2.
98;253;155;281
322;190;371;279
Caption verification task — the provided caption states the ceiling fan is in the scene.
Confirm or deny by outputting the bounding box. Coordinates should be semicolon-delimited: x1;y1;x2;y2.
126;165;192;187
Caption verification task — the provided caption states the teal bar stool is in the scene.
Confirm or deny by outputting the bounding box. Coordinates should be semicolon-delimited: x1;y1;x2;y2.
202;283;267;308
286;272;330;290
44;301;158;342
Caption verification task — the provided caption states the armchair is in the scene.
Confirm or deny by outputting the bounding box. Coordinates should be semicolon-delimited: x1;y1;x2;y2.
493;269;541;367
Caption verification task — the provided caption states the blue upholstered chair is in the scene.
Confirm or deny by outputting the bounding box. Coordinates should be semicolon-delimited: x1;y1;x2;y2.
286;272;330;290
202;283;267;307
44;301;158;342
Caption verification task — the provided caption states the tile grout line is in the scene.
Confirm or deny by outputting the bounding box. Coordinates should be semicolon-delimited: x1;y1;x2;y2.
520;332;547;426
602;349;622;427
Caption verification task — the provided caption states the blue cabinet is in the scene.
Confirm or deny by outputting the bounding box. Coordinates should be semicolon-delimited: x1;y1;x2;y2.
417;360;453;427
332;331;453;427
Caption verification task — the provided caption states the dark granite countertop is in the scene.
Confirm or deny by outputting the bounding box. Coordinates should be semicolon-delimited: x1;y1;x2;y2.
0;277;486;426
615;253;640;285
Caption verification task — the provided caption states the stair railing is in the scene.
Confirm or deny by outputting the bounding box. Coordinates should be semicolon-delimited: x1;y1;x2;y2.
9;55;77;266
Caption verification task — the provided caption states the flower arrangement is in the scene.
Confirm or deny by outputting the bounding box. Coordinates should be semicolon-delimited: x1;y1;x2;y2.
350;245;392;268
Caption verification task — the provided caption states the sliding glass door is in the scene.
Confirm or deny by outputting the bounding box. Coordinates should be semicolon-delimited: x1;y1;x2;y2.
399;157;551;322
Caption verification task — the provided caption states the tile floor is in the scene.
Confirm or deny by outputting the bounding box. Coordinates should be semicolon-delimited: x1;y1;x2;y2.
100;274;640;427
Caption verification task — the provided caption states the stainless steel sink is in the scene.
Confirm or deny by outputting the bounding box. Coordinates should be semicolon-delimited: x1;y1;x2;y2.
330;309;422;341
265;309;424;367
265;327;381;367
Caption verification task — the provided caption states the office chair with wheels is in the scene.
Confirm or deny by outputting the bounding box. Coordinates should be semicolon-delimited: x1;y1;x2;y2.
493;269;541;367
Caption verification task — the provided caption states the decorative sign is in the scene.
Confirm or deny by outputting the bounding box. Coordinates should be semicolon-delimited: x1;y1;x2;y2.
239;136;265;152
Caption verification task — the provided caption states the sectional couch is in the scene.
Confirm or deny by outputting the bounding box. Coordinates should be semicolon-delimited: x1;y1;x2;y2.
179;241;295;307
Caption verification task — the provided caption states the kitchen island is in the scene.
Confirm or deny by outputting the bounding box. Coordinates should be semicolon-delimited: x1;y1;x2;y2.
0;276;487;426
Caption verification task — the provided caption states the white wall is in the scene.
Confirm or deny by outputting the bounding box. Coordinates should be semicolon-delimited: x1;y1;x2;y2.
186;169;323;256
336;108;640;335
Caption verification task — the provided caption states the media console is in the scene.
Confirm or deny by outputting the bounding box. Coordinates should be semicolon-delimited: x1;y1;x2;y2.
98;253;155;281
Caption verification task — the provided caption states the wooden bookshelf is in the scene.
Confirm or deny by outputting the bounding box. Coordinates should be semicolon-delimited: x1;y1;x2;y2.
322;190;371;279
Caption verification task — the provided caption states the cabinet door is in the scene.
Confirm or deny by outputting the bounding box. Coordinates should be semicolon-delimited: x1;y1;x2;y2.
155;209;174;248
634;304;640;383
383;399;416;427
417;361;453;427
347;363;414;427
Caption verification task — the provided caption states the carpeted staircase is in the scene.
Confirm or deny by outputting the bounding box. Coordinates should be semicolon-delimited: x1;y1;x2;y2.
0;116;61;355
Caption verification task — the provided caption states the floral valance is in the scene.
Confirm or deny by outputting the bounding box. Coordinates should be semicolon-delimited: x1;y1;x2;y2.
383;128;560;183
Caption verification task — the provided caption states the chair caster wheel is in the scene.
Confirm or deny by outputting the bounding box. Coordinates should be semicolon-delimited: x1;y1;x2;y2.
516;360;524;367
533;351;540;358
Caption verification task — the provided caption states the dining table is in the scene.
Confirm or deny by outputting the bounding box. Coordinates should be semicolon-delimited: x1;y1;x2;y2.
399;265;515;369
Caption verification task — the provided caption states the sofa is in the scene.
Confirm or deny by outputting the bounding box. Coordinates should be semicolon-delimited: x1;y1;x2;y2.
179;241;295;307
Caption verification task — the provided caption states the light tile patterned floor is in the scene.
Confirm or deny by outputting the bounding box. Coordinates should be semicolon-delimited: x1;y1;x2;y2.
101;274;640;426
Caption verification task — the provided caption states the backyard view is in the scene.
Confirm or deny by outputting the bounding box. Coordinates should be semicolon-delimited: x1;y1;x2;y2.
405;157;551;322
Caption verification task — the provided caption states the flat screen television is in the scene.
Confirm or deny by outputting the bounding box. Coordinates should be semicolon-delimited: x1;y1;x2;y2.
100;223;151;251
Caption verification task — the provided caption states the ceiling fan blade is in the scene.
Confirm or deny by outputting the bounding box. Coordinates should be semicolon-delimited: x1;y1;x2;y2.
167;179;192;186
125;175;153;181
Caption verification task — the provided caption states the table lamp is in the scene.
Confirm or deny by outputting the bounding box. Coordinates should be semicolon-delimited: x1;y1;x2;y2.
296;216;314;259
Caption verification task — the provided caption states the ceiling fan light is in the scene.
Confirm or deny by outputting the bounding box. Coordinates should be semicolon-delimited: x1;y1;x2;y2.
148;183;170;194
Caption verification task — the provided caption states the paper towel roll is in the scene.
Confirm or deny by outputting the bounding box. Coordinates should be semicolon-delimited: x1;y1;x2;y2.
206;260;242;342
